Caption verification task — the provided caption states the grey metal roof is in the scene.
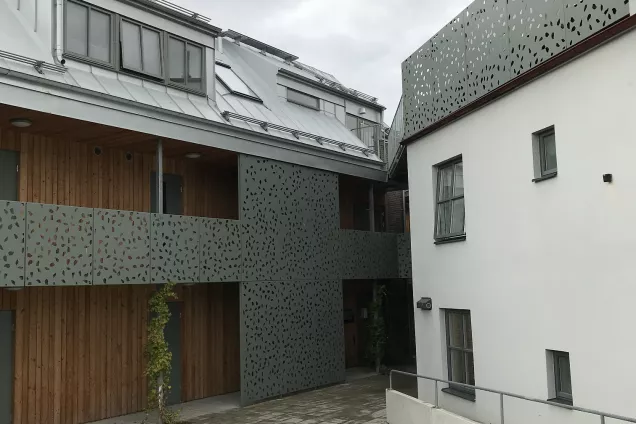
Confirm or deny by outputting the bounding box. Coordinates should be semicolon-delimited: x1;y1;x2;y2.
222;30;299;62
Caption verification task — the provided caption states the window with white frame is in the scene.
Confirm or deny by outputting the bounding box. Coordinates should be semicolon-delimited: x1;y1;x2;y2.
445;310;475;399
65;0;113;65
435;157;465;241
63;0;206;94
215;63;260;101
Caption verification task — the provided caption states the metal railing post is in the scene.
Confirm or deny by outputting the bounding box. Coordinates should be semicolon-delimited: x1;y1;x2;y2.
600;416;605;424
435;380;439;408
389;371;393;390
500;393;505;424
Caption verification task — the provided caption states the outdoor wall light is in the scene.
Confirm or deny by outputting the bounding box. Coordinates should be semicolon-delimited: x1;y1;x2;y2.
10;118;32;128
603;174;613;183
185;152;202;159
417;297;433;311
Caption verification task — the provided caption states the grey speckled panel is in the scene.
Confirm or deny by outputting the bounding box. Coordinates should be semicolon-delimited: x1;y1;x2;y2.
402;0;628;138
563;0;629;47
93;209;151;284
240;155;339;282
508;0;566;77
339;231;399;280
397;234;412;279
240;280;345;404
26;203;93;286
199;218;242;282
151;214;200;283
0;201;26;287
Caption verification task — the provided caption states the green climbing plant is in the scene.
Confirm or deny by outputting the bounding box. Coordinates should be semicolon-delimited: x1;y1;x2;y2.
145;281;180;424
367;284;387;373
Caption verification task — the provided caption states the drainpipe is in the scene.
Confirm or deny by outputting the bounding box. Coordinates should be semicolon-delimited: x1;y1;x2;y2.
216;36;223;55
156;139;163;214
54;0;65;65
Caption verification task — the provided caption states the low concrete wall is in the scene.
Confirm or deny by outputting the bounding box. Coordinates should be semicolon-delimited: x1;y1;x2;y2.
386;390;479;424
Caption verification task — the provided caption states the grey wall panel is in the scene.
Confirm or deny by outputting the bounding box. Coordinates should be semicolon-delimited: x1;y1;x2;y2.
199;218;242;282
402;0;629;138
397;234;412;279
151;214;200;283
93;209;151;284
563;0;629;47
0;201;25;287
239;155;339;282
240;280;345;404
508;0;566;77
26;203;93;286
339;230;399;280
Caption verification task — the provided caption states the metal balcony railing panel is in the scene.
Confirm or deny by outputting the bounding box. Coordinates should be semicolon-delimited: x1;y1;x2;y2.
387;96;405;173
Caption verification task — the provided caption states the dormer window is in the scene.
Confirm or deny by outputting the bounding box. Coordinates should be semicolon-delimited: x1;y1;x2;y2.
215;63;261;102
167;36;204;91
120;19;163;78
287;88;319;110
65;0;114;66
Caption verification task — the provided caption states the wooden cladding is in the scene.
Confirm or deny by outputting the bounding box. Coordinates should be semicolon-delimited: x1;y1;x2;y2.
0;128;238;219
0;284;240;424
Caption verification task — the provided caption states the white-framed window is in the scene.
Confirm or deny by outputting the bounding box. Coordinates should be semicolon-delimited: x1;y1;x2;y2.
65;0;114;66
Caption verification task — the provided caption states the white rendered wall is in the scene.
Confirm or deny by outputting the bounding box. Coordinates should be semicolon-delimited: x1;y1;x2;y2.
408;27;636;424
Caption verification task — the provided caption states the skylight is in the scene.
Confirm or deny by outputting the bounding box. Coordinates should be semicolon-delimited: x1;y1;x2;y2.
216;64;260;101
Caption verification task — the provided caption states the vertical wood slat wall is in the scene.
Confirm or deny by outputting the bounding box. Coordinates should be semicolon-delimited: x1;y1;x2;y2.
0;285;241;424
0;130;242;423
0;128;239;219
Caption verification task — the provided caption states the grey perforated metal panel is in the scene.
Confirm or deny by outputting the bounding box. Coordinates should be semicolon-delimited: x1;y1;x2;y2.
240;280;345;405
151;214;200;283
0;201;25;287
339;230;399;280
563;0;629;47
434;15;467;118
397;234;412;279
239;155;339;282
199;218;242;282
508;0;566;77
25;203;93;286
93;209;151;284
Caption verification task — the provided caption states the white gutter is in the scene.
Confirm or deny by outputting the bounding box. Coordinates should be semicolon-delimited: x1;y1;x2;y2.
54;0;65;65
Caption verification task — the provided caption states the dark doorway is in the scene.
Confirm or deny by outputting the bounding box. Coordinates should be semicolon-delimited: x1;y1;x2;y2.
0;311;14;424
151;173;183;215
0;150;19;201
165;302;182;405
342;280;374;368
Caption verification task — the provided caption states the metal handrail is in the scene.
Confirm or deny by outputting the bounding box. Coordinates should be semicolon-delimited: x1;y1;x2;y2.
389;369;636;424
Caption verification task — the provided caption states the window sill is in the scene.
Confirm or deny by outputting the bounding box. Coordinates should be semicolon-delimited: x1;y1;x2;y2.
532;172;557;183
434;235;466;245
547;397;573;407
442;387;476;402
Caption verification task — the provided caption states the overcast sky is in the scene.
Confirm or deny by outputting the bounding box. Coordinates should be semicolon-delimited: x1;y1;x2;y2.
173;0;472;123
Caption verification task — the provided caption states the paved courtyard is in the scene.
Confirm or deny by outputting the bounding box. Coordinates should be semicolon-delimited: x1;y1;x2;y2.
190;374;415;424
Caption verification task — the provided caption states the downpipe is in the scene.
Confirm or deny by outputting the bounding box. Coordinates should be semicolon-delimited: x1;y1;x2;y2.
53;0;65;65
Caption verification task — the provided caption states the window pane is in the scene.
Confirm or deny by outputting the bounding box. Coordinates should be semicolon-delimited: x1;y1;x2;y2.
288;89;320;109
447;312;464;348
438;166;453;201
142;28;161;76
216;66;256;97
346;114;359;135
450;198;465;234
465;314;473;349
450;350;466;383
466;352;475;386
454;162;464;196
557;356;572;395
66;2;88;56
168;38;186;84
186;44;203;90
436;202;451;237
121;21;142;70
542;133;557;172
88;10;110;62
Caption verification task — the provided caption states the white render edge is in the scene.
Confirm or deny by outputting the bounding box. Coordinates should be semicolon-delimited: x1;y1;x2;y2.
0;71;387;181
386;389;435;424
631;0;636;15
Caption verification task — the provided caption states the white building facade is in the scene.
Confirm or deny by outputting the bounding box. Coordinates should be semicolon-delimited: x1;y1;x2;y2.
401;1;636;423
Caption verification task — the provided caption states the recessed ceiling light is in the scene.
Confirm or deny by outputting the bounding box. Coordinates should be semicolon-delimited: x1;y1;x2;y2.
185;152;202;159
10;118;32;128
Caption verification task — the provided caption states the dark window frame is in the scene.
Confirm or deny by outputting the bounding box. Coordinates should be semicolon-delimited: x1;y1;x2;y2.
119;17;164;79
434;156;465;242
287;88;320;110
215;61;262;103
165;33;206;95
538;127;557;177
63;0;116;68
346;113;380;151
551;351;573;404
445;309;475;398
